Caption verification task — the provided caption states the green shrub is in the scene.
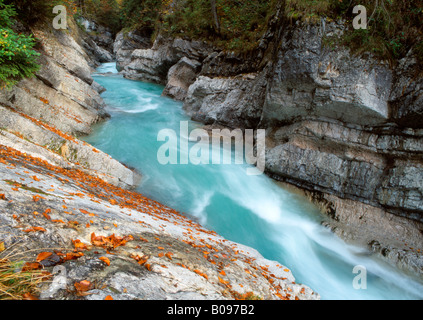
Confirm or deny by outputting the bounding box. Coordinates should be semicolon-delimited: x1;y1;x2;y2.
288;0;423;64
80;0;122;33
120;0;163;36
0;0;40;89
4;0;56;25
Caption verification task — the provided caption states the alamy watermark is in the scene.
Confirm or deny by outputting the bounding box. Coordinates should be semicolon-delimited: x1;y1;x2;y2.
157;121;266;176
52;5;67;30
353;5;368;30
353;265;367;290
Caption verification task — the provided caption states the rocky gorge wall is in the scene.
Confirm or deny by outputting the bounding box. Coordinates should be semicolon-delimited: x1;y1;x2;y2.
0;18;141;190
114;18;423;275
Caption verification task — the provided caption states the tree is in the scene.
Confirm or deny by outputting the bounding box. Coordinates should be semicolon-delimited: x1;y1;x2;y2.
0;0;40;89
210;0;220;34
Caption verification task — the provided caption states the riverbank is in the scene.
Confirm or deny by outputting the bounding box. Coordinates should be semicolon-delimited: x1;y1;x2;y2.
0;143;318;300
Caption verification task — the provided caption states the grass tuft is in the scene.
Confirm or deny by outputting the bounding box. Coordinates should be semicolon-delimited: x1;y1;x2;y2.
0;243;46;300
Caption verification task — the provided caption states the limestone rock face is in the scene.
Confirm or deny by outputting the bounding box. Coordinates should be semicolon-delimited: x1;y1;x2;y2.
82;36;114;63
32;27;95;85
389;51;423;128
0;20;141;189
0;25;108;136
265;120;423;221
262;24;392;127
77;17;115;58
0;104;138;189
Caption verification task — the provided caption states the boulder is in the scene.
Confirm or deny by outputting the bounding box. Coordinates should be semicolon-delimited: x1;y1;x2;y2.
114;30;152;72
184;72;267;129
162;57;201;101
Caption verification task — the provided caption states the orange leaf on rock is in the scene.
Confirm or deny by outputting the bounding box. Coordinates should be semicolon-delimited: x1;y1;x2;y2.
36;252;53;262
74;280;93;295
62;252;84;261
90;232;133;250
72;239;88;251
23;227;46;233
105;295;114;300
218;276;229;285
99;257;110;266
22;262;42;272
42;209;51;220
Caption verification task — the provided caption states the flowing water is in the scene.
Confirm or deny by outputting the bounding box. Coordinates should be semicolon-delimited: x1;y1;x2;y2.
83;62;423;300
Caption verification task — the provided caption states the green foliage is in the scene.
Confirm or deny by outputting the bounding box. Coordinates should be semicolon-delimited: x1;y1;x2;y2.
4;0;56;25
0;0;40;89
119;0;163;36
286;0;332;22
119;0;277;52
0;0;15;26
